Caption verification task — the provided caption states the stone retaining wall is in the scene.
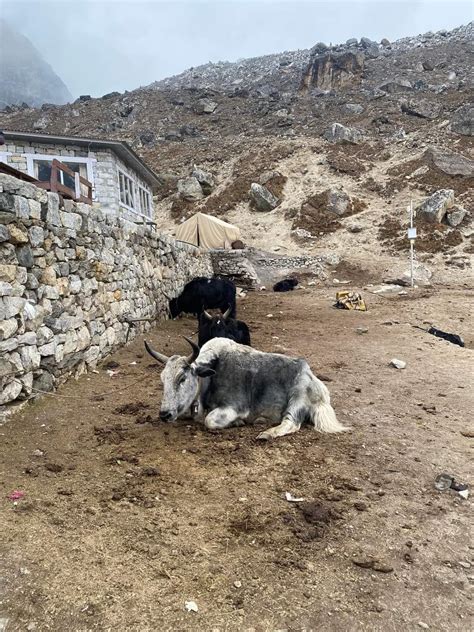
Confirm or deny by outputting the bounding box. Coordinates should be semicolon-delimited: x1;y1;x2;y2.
210;250;260;288
211;248;340;288
0;173;212;406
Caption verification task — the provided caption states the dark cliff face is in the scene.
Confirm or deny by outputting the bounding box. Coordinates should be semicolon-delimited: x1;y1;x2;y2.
0;20;73;108
300;50;366;91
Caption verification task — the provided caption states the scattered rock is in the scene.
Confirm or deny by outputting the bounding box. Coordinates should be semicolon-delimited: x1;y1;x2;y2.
177;177;204;202
390;358;406;369
451;104;473;136
193;98;218;114
323;122;362;144
379;79;412;93
424;148;474;177
353;557;393;573
446;206;467;227
192;166;215;195
249;183;279;211
344;103;364;115
400;98;441;120
416;189;454;223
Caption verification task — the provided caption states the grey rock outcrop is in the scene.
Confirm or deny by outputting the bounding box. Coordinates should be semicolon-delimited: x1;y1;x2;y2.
446;205;468;227
424;148;474;177
450;104;474;136
249;183;279;212
416;189;454;223
323;122;362;144
177;177;204;201
400;98;441;119
191;166;215;195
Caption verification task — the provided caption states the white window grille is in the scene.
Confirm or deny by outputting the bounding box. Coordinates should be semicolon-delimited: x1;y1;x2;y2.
118;167;152;219
118;169;136;210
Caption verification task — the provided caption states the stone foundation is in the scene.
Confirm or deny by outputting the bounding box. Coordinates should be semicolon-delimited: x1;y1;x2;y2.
0;173;212;406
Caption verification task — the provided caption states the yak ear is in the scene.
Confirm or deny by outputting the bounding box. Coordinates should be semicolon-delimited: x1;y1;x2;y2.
194;366;216;378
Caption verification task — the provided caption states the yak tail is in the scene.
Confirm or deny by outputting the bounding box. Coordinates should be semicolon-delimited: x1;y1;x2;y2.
311;379;350;433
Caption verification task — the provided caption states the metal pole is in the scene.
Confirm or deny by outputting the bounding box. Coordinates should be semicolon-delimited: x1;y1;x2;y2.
410;199;414;288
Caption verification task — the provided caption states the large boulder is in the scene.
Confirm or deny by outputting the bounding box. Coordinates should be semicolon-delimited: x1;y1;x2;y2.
379;80;412;93
249;183;279;212
446;205;468;227
323;122;362;144
343;103;364;115
191;166;215;195
301;50;365;91
193;98;218;114
400;98;441;120
424;148;474;177
325;189;352;216
177;177;204;202
416;189;454;223
451;104;474;136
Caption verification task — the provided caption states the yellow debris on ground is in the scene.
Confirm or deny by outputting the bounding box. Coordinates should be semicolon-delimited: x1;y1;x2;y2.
334;291;367;311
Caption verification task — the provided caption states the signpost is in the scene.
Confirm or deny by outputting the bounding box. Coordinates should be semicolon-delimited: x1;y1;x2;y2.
407;199;417;288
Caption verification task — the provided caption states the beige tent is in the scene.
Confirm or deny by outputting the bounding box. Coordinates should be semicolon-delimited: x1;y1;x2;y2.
175;212;241;249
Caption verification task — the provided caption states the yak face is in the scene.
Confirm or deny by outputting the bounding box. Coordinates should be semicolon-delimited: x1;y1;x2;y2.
207;315;228;339
144;338;211;422
159;356;200;422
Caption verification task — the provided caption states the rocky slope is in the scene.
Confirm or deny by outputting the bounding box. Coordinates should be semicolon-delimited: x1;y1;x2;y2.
1;22;472;284
0;20;72;108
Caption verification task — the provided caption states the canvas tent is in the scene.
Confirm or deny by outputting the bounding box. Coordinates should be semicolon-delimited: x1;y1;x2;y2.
175;212;241;249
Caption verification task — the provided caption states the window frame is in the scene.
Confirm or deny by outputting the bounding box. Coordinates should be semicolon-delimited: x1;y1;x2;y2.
24;153;96;200
117;166;153;219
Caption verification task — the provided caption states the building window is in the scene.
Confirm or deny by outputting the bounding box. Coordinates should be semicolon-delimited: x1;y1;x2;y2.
138;185;152;218
118;168;152;218
118;169;136;210
25;154;95;199
33;159;88;188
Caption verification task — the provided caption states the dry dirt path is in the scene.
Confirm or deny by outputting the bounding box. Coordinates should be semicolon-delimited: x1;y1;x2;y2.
1;286;473;631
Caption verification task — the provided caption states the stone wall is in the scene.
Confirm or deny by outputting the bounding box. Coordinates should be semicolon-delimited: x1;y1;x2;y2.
210;250;261;289
0;173;212;406
211;248;339;288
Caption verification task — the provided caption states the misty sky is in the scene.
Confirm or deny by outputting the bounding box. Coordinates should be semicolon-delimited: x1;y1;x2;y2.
1;0;472;99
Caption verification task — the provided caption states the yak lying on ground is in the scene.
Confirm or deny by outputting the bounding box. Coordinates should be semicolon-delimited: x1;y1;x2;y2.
198;307;251;347
144;337;347;440
273;278;298;292
169;277;236;319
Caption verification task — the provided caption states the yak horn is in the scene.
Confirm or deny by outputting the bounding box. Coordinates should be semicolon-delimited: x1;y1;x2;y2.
184;336;200;364
223;305;232;320
144;340;169;364
203;310;213;321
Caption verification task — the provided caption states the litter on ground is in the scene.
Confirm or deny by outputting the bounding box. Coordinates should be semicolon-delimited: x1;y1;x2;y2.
285;492;305;502
334;291;367;311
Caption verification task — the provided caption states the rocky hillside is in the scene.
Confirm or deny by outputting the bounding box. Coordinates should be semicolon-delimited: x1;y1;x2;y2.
0;20;72;108
1;22;472;284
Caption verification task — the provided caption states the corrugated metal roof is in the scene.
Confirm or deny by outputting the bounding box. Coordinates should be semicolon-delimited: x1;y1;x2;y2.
2;130;160;188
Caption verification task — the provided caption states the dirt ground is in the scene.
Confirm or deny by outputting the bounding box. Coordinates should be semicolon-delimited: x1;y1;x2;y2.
1;286;473;632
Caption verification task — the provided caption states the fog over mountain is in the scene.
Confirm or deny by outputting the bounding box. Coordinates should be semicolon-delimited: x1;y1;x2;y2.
0;19;72;108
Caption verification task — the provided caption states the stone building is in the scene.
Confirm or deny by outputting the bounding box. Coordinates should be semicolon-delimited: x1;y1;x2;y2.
0;130;159;221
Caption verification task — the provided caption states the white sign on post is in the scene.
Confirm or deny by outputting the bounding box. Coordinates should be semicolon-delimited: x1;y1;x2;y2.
407;227;417;240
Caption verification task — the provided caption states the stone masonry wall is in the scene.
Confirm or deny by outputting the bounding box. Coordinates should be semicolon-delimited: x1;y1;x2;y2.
0;173;212;406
